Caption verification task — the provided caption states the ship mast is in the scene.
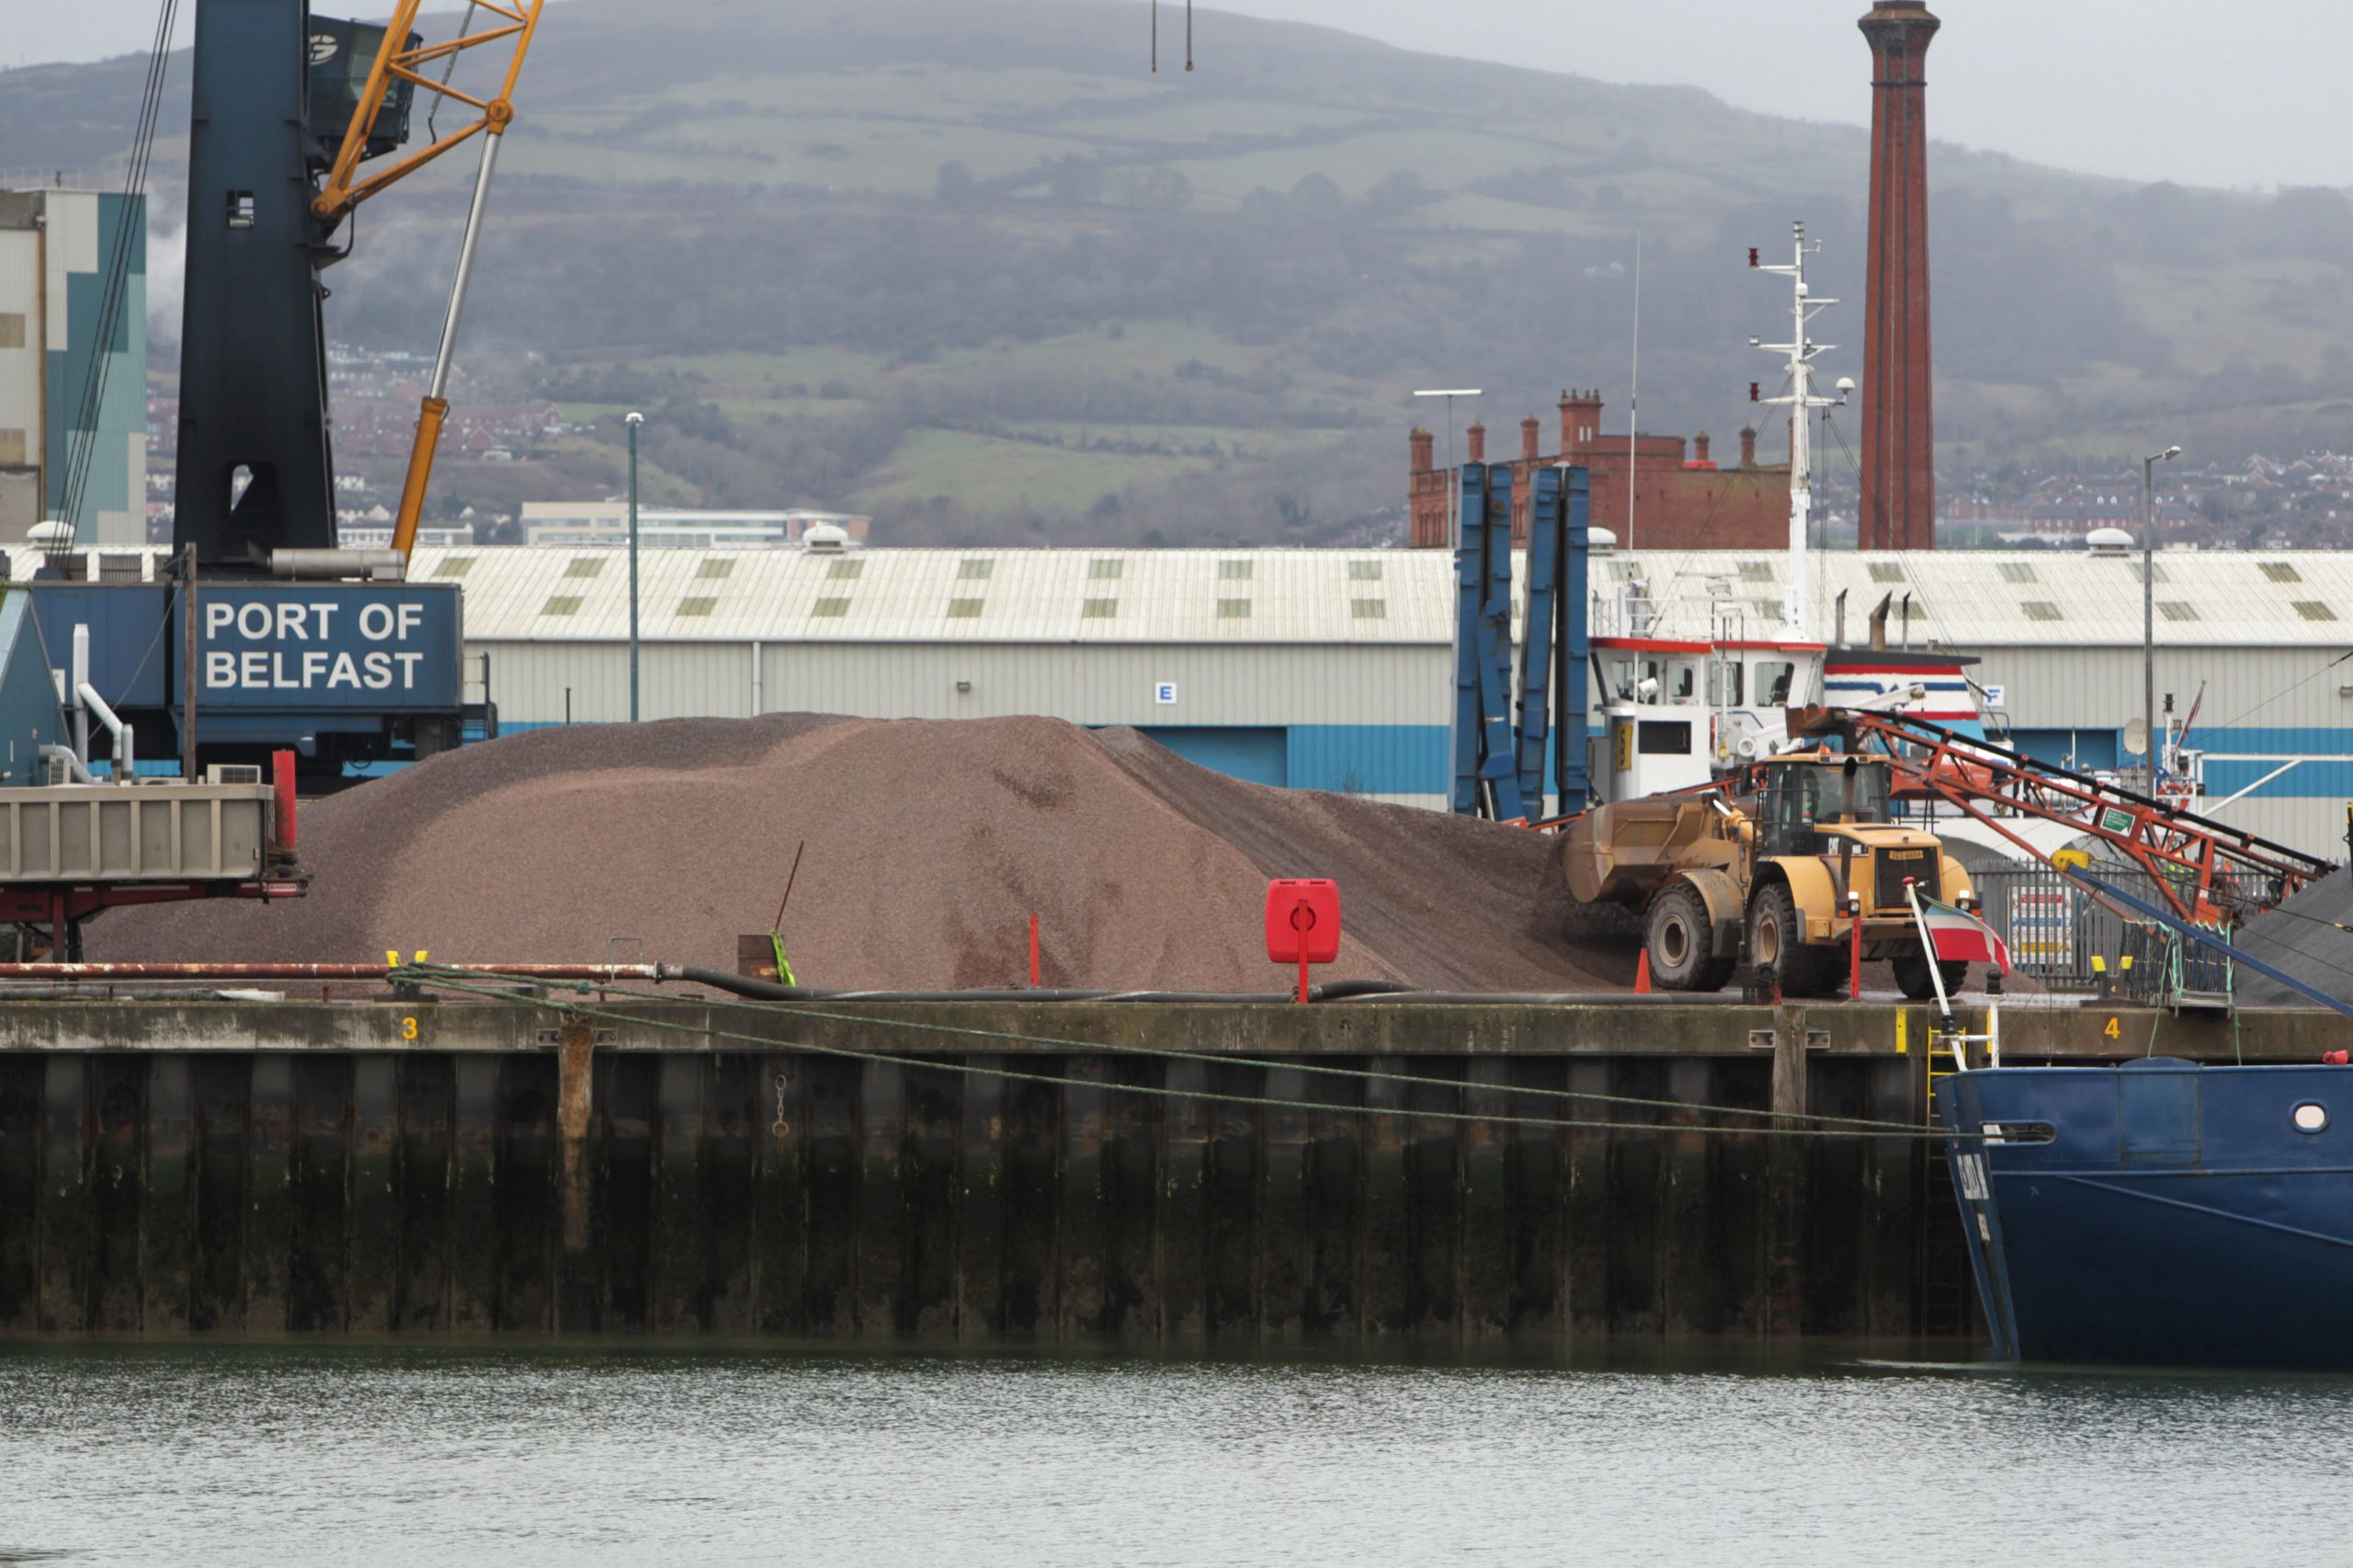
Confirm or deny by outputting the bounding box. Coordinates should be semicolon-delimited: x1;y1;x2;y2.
1750;222;1847;640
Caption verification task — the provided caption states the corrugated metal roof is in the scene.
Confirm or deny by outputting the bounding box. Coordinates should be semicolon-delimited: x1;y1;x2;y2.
415;546;1455;644
28;544;2352;648
1604;548;2353;647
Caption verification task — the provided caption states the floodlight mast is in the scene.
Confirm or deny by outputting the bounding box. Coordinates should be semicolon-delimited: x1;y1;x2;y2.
1750;222;1847;640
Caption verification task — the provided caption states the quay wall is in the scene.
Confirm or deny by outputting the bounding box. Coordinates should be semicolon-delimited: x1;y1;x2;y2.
0;998;2332;1342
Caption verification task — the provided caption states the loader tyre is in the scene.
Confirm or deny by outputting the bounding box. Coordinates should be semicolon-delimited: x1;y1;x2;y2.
1643;883;1732;992
1893;949;1971;1003
1748;882;1842;998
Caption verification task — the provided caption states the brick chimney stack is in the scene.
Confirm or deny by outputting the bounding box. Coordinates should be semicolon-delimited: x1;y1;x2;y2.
1739;426;1757;469
1692;432;1711;466
1407;427;1447;547
1520;416;1540;461
1859;2;1939;550
1465;421;1485;463
1561;390;1604;454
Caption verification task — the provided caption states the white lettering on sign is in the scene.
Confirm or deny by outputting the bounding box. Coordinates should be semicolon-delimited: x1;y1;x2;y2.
356;603;425;642
200;597;435;694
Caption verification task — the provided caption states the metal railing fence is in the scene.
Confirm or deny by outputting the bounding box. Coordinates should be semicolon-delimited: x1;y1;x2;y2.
1970;863;2188;994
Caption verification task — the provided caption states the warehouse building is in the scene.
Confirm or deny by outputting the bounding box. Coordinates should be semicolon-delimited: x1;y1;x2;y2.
0;187;147;546
416;540;2353;858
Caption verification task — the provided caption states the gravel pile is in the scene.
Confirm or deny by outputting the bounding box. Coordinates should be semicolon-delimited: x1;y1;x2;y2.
2228;868;2353;1010
90;716;1624;992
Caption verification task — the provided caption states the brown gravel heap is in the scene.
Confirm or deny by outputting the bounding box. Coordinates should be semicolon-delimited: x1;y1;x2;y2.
91;715;1631;992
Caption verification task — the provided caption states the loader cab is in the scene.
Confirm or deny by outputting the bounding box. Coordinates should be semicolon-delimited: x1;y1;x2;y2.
1756;755;1892;857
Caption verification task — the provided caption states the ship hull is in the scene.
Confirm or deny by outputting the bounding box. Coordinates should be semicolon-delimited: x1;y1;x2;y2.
1940;1061;2353;1369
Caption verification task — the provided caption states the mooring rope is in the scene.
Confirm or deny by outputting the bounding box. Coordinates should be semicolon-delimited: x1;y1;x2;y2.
488;973;1938;1137
400;965;1978;1144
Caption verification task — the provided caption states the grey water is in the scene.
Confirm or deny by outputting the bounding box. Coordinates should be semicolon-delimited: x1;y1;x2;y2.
0;1342;2344;1566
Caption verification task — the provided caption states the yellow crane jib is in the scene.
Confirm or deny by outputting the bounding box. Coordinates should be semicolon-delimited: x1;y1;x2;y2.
313;1;545;226
313;0;551;560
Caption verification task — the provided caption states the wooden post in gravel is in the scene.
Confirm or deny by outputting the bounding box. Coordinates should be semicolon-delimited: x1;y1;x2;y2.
556;1019;598;1327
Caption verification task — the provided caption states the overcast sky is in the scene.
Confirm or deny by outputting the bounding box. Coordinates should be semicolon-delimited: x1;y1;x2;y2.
8;0;2347;190
1213;0;2352;191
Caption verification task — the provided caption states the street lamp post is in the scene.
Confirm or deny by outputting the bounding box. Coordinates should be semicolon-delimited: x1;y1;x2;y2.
626;411;644;722
2142;443;2181;791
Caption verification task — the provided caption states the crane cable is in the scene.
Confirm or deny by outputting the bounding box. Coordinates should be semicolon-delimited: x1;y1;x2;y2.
425;2;482;142
58;0;179;540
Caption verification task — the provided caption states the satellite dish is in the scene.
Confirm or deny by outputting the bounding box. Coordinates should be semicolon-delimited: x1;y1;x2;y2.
2123;717;2150;758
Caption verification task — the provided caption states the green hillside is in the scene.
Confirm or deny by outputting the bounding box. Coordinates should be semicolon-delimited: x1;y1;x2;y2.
9;0;2352;540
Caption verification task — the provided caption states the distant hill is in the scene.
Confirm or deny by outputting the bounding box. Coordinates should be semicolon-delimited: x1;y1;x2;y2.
9;0;2352;541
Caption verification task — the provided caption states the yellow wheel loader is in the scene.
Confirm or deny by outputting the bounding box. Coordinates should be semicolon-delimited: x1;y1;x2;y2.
1560;753;1976;1000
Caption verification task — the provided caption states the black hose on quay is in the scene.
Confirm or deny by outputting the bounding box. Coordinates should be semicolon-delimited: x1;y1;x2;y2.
660;966;1427;1006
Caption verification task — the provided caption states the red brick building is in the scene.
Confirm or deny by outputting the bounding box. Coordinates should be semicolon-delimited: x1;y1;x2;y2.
1408;390;1790;549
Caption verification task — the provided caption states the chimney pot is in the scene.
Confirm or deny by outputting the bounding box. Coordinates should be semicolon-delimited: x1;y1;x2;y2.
1466;421;1485;463
1740;426;1758;468
1521;415;1540;461
1561;389;1604;452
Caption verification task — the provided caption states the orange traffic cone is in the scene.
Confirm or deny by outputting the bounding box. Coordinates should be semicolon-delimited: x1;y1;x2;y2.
1634;949;1653;994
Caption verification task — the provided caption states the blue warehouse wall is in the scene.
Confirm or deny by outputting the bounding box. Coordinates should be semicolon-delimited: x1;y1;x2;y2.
1138;723;1450;799
2200;727;2353;801
1134;725;1289;786
2010;724;2353;802
2007;727;2120;774
1130;723;1454;797
1283;723;1448;798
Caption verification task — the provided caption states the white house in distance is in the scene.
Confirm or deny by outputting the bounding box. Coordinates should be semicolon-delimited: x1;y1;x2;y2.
519;503;871;549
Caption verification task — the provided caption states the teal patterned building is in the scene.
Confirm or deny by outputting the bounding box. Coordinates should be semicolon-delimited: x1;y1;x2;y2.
0;187;148;546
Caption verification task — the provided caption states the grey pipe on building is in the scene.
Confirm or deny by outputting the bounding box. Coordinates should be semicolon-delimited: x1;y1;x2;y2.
70;622;89;765
268;549;408;581
38;744;94;786
76;679;132;778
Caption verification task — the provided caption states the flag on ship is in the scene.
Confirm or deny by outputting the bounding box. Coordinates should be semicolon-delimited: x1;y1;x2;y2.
1917;896;2011;974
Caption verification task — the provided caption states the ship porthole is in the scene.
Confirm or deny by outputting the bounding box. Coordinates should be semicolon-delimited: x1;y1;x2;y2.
2293;1103;2329;1134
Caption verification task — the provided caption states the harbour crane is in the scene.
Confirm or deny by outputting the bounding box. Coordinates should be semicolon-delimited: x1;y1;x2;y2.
174;0;547;571
1789;706;2331;925
313;0;551;561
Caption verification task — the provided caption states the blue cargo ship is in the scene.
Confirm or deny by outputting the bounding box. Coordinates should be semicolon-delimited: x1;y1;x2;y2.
1938;1059;2353;1369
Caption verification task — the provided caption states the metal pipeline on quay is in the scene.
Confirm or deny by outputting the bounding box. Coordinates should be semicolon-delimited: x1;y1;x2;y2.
0;966;2340;1344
